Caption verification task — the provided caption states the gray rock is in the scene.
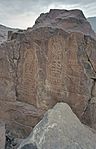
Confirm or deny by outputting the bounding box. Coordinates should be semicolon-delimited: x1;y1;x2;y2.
0;24;18;44
18;103;96;149
21;143;37;149
87;17;96;32
0;121;5;149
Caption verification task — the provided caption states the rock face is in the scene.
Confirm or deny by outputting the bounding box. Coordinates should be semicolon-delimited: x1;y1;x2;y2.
0;9;96;139
18;103;96;149
0;122;5;149
0;24;18;44
33;9;96;39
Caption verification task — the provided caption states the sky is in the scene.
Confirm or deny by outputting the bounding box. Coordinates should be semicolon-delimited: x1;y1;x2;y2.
0;0;96;29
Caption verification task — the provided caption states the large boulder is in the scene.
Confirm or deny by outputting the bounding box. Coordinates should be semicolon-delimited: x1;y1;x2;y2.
18;103;96;149
0;9;96;138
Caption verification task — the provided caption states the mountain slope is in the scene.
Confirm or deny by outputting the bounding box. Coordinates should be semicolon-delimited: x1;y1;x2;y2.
87;17;96;32
0;24;18;44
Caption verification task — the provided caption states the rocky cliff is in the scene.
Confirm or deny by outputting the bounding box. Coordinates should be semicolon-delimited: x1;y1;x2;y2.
32;9;96;39
0;9;96;148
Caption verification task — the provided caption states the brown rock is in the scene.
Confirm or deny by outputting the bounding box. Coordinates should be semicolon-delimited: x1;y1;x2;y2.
0;9;96;138
32;9;96;39
0;100;44;138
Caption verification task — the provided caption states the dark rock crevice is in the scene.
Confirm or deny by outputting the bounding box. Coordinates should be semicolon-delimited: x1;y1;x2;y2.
13;43;21;100
8;41;21;100
85;49;96;74
84;35;96;74
80;37;96;126
89;78;96;128
81;77;96;127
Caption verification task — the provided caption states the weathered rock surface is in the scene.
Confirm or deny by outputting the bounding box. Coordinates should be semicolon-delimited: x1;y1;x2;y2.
0;9;96;139
32;9;96;39
0;121;5;149
0;101;44;138
18;103;96;149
